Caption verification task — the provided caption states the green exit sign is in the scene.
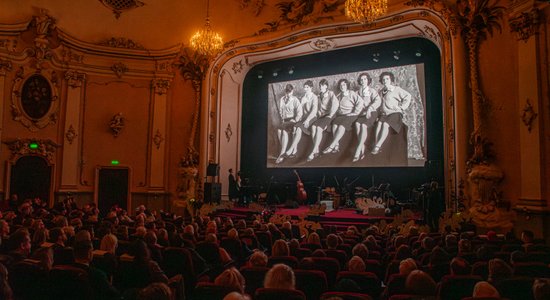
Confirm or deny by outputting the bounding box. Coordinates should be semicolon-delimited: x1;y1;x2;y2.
29;142;39;149
111;160;120;165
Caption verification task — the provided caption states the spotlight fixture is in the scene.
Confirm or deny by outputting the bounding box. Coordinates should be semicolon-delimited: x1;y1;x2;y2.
272;69;279;77
372;53;380;62
415;50;422;57
257;71;263;79
393;50;400;60
288;66;294;75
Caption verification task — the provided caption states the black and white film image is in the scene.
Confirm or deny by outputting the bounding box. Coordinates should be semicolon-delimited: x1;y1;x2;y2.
267;64;426;168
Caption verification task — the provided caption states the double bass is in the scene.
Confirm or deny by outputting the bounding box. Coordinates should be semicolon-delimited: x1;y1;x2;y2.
293;170;307;203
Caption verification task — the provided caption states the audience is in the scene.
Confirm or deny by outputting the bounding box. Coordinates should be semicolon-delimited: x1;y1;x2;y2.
215;267;247;294
137;282;172;300
472;281;500;298
264;263;295;289
405;270;437;297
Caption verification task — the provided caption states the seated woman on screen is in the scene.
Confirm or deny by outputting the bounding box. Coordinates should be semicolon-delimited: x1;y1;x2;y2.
371;71;412;154
285;80;318;159
276;84;302;164
307;79;339;162
322;78;363;154
353;73;381;162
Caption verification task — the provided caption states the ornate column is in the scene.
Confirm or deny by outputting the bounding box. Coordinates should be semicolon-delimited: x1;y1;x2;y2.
149;79;171;189
0;59;12;195
60;70;85;190
509;1;549;234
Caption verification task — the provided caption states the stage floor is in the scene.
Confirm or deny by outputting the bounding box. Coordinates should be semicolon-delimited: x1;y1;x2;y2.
214;205;421;228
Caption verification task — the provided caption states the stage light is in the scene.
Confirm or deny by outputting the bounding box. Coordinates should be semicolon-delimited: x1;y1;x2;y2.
393;50;400;60
372;53;380;62
272;69;279;77
288;66;294;75
257;71;263;79
415;50;422;57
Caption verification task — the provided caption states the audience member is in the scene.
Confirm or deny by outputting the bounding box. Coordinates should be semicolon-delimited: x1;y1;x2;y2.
472;281;500;298
264;264;295;289
347;255;366;272
533;278;550;300
487;258;513;285
137;282;172;300
405;270;437;297
0;263;13;300
215;267;247;294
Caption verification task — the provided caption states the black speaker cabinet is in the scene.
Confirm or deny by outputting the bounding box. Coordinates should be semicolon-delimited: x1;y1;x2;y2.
204;182;221;204
206;163;220;177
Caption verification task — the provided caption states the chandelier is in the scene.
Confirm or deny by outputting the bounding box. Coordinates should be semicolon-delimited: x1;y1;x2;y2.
190;0;223;56
345;0;388;24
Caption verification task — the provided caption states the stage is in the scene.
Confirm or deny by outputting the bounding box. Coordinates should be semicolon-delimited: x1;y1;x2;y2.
213;204;422;230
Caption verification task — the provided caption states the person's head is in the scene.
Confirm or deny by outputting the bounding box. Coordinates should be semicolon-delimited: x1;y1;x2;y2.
486;230;497;241
9;228;31;255
32;227;49;246
307;232;320;245
379;71;395;86
352;243;369;261
205;233;218;244
100;233;118;254
421;236;435;251
405;270;437;296
319;79;329;92
0;263;13;300
358;73;372;86
326;234;339;249
303;80;314;92
282;221;291;230
337;78;350;92
450;257;471;275
0;220;9;237
488;258;513;282
288;238;300;250
521;230;534;243
137;282;172;300
215;267;246;293
228;228;239;240
249;250;268;267
223;292;249;300
429;246;450;266
73;240;93;264
74;229;92;243
473;281;500;298
284;84;294;95
533;278;550;300
129;239;151;264
31;246;53;271
395;244;412;260
399;258;418;276
183;224;195;235
348;256;366;272
264;264;295;289
458;239;471;253
445;234;458;247
49;227;67;245
272;239;289;257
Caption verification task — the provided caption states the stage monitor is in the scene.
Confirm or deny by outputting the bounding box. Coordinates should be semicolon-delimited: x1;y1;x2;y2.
267;64;426;168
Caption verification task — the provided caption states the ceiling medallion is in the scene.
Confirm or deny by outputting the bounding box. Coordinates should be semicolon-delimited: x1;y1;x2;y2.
98;0;145;19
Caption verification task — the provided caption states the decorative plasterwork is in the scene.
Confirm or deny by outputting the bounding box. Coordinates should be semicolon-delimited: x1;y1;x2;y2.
111;62;128;78
109;113;125;137
310;38;336;51
98;37;145;50
521;98;537;132
3;138;60;165
509;8;540;42
11;67;60;132
0;59;12;75
98;0;145;19
153;129;164;149
65;125;77;144
64;70;86;88
225;123;233;142
152;79;171;95
232;60;244;74
239;0;266;16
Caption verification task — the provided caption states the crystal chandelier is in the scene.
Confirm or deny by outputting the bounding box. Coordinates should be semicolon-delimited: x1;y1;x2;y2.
345;0;388;24
190;0;223;56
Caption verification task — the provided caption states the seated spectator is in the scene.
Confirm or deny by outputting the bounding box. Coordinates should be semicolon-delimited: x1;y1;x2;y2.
351;243;369;262
405;270;437;297
472;281;500;298
100;233;118;255
303;232;322;251
144;231;163;263
488;258;513;286
326;234;339;250
510;250;528;264
533;278;550;300
119;239;169;289
137;282;172;300
520;230;534;250
394;244;412;260
72;240;119;299
248;250;268;267
347;255;366;272
7;228;32;262
272;239;290;257
182;224;196;243
450;257;471;275
264;263;295;289
413;236;435;258
0;263;14;300
224;291;251;300
399;258;418;276
311;249;326;257
31;246;54;271
215;267;247;294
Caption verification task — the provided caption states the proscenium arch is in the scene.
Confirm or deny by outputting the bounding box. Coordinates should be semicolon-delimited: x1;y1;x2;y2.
203;8;466;209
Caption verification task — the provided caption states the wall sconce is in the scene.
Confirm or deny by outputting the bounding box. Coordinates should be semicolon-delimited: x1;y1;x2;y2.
288;66;294;75
372;53;380;62
393;50;400;60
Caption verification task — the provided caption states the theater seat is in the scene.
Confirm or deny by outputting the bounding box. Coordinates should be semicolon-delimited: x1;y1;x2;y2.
336;271;381;298
268;255;299;269
436;275;482;300
295;269;328;300
320;291;373;300
49;265;92;300
494;277;535;300
254;288;306;300
513;262;550;278
192;282;238;300
240;266;269;296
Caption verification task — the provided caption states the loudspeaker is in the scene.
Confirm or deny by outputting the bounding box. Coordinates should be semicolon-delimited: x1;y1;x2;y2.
206;163;219;177
204;182;221;204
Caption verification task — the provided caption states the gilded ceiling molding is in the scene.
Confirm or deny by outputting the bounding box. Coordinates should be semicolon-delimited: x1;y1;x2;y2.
310;38;335;51
3;138;60;165
98;0;145;19
65;125;77;144
98;37;145;50
152;78;171;95
111;62;128;78
11;67;60;132
509;8;540;42
232;60;244;74
64;70;86;88
405;0;460;36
